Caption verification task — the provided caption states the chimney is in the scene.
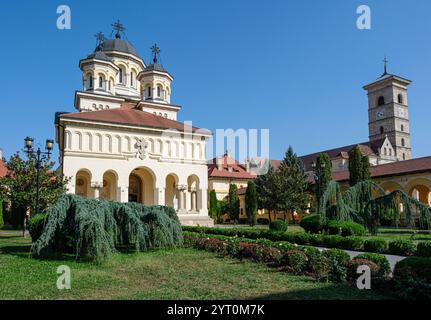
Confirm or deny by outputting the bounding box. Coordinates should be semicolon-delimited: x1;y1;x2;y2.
216;156;223;171
245;159;250;173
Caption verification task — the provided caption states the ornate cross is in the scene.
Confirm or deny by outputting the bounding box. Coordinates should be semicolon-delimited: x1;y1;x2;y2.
112;19;126;39
95;32;106;45
135;138;149;160
151;44;160;63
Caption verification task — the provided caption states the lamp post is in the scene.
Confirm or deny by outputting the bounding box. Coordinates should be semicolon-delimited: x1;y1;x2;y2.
311;161;325;213
24;137;54;220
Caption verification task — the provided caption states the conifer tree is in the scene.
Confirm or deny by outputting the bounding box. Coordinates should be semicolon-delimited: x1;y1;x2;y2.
228;184;240;223
348;145;363;187
361;155;371;181
209;190;220;223
245;181;258;226
314;153;332;210
255;164;277;223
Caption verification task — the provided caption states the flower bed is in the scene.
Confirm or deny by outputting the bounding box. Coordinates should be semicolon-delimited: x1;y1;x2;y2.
183;226;427;257
184;231;431;299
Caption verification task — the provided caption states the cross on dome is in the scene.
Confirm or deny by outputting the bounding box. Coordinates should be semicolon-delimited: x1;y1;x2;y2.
383;56;389;75
151;44;161;63
112;19;126;39
94;32;106;45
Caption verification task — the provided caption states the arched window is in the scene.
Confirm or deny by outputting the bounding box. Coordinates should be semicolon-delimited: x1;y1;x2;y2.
384;148;387;156
377;96;385;106
401;124;404;132
157;86;161;98
147;86;152;98
401;138;405;147
119;68;125;84
108;80;111;91
99;76;103;88
89;75;93;88
380;126;384;134
131;71;135;87
398;94;403;104
403;153;406;160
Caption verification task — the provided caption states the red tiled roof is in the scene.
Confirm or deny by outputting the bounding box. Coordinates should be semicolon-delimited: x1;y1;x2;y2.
269;141;381;171
208;154;256;180
332;156;431;182
0;159;7;177
60;103;208;134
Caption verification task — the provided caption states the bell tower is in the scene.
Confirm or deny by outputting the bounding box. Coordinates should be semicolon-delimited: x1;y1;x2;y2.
363;59;412;161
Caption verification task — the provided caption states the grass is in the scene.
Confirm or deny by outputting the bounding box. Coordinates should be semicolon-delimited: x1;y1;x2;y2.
0;230;391;300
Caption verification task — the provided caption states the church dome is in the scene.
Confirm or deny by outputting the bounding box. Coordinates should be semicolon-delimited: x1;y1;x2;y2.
144;62;167;72
86;50;113;62
95;38;138;57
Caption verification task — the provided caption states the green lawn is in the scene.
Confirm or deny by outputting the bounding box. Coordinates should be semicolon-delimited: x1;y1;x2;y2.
0;231;391;300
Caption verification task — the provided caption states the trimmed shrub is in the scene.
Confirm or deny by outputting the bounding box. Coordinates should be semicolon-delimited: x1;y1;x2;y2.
28;213;48;242
321;235;344;248
300;214;324;234
363;238;388;253
388;239;416;256
393;257;431;299
322;249;350;282
281;250;308;274
303;247;331;280
347;258;380;281
339;237;364;250
269;220;288;232
416;241;431;257
326;220;366;237
356;253;391;278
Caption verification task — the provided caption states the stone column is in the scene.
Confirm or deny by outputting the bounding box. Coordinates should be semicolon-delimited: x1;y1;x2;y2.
91;181;103;200
155;187;165;206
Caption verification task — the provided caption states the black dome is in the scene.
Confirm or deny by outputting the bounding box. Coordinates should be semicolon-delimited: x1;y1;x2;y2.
95;38;138;56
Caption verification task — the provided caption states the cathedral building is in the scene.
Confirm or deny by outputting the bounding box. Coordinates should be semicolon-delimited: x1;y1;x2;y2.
55;22;213;226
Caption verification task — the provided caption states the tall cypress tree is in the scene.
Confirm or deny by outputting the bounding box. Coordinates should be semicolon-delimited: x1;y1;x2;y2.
209;190;220;223
348;145;363;187
245;181;258;226
228;184;240;223
361;155;371;181
314;153;332;209
277;146;310;222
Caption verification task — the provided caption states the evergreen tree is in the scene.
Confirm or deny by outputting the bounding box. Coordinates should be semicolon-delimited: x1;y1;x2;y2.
255;164;278;223
277;146;310;222
348;146;363;187
245;181;258;226
0;152;69;228
361;155;371;181
209;190;220;223
314;153;332;210
227;184;240;223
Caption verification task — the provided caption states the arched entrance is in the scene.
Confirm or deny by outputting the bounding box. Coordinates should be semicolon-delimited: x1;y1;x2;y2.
165;174;179;209
102;170;118;201
187;175;200;212
406;178;431;206
75;169;92;198
129;167;156;205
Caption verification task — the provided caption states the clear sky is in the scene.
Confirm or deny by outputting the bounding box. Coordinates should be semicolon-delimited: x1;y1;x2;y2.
0;0;430;162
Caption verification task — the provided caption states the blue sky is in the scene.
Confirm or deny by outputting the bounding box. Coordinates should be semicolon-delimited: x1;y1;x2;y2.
0;0;430;162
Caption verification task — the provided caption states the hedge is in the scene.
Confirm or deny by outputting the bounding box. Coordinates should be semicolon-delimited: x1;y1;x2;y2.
355;253;391;278
183;226;422;257
393;257;431;299
269;220;288;232
326;220;366;237
299;214;324;233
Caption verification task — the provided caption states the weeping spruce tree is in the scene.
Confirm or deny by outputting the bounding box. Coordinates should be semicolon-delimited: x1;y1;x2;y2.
245;181;257;226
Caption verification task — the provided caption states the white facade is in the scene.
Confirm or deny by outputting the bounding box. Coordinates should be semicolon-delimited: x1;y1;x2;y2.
56;25;214;226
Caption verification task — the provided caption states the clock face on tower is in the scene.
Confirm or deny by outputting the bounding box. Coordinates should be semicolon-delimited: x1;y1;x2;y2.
376;111;384;119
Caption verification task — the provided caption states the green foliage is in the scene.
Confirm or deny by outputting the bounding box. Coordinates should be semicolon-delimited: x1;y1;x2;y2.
394;257;431;299
319;179;431;234
363;238;388;253
31;195;183;261
347;258;380;281
0;152;69;218
388;239;417;256
361;155;371;181
227;184;240;223
254;165;278;223
326;220;366;236
269;220;288;232
322;249;350;281
209;190;220;223
314;153;332;209
300;214;324;233
281;250;308;274
0;199;3;229
416;241;431;257
348;146;363;187
245;181;258;226
28;213;48;241
277;146;310;221
356;253;391;278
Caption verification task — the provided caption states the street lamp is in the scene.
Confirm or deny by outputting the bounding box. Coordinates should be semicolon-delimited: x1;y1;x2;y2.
24;137;54;218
